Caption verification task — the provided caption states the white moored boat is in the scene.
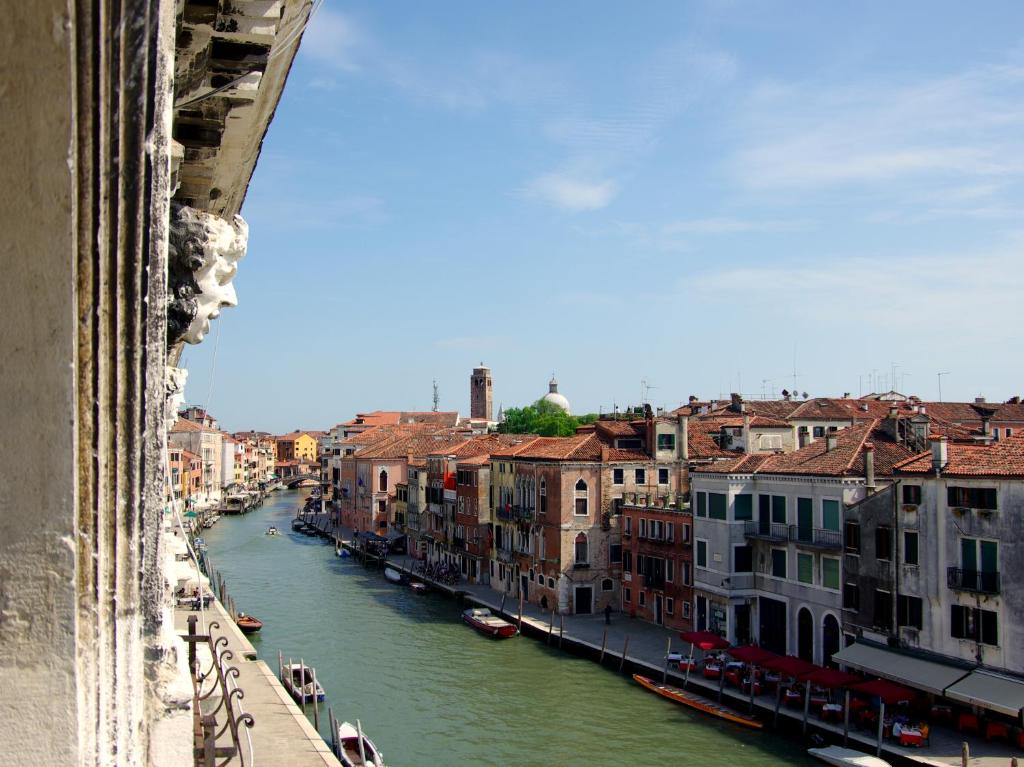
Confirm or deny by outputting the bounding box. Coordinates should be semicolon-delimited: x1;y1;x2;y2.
384;567;402;583
334;720;385;767
808;746;892;767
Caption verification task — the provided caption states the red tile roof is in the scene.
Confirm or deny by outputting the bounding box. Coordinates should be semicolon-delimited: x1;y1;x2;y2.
699;453;774;474
895;433;1024;478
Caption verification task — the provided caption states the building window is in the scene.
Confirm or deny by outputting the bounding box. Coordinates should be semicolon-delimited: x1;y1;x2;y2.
638;591;646;607
947;486;998;510
635;468;646;484
843;582;859;611
624;516;632;536
574;532;588;565
657;433;675;451
875;526;892;561
696;540;708;569
613;468;623;485
951;605;998;645
658;467;669;485
709;493;727;520
682;523;691;543
623;550;632;573
696;492;707;517
904;531;919;566
771;495;786;524
624;588;631;603
797;553;814;584
902;484;921;505
666;597;674;615
682;601;691;619
601;578;613;592
845;521;861;554
574;479;588;516
610;543;622;564
822;557;840;590
873;589;893;631
822;499;840;531
639;518;648;538
547;577;555;588
771;549;787;579
683;562;692;586
898;594;923;629
734;545;753;573
813;426;825;438
733;493;753;521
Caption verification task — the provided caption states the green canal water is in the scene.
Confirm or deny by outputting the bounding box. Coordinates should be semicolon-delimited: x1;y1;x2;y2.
202;489;814;767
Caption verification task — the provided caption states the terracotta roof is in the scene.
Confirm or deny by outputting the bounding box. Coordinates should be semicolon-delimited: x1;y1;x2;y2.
699;453;774;474
170;418;208;433
687;420;734;459
711;415;791;429
355;431;470;461
593;420;646;438
605;448;657;462
492;433;605;462
788;398;916;422
920;401;1024;425
895;433;1024;477
276;430;317;441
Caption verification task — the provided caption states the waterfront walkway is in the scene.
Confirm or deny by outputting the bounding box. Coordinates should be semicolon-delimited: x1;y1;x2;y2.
300;512;1023;767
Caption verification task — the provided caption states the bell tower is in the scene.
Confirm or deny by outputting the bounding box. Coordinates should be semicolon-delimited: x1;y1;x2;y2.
470;364;493;421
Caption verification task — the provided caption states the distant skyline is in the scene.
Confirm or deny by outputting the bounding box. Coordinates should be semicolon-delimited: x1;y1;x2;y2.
183;1;1024;434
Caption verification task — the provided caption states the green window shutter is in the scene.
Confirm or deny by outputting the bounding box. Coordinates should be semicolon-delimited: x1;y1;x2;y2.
961;538;977;571
797;498;813;540
772;495;786;524
709;493;727;520
771;549;787;578
822;499;840;531
822;558;839;589
734;494;753;521
697;492;707;517
798;553;813;584
697;540;707;568
980;540;998;573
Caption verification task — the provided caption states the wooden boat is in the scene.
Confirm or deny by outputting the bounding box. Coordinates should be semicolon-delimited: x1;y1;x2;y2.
384;567;403;584
291;518;306;531
462;607;517;638
410;581;427;594
808;746;892;767
632;674;763;730
236;613;263;634
281;663;325;703
334;720;385;767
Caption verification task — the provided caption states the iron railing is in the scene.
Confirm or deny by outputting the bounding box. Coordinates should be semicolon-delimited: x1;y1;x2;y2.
947;567;1000;594
742;521;842;549
183;615;254;767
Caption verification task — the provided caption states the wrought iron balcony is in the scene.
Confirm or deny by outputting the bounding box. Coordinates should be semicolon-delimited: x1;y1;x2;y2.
496;506;513;522
947;567;1000;594
743;520;789;542
643;574;666;589
792;526;843;550
513;504;535;522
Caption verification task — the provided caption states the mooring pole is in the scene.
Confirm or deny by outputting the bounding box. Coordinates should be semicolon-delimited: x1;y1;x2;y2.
547;610;555;645
619;636;630;673
559;614;565;648
663;637;672;683
312;666;320;731
600;628;608;664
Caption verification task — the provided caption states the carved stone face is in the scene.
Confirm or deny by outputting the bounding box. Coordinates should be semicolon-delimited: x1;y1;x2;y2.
167;204;248;346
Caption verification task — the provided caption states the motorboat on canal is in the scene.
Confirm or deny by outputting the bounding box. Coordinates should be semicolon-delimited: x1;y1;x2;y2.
236;613;263;634
281;662;325;704
409;581;427;594
265;525;279;536
462;607;517;638
333;720;385;767
291;517;306;531
807;746;892;767
384;567;403;584
632;674;763;730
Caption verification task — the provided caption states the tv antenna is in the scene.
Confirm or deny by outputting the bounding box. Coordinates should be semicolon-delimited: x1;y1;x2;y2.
641;379;657;405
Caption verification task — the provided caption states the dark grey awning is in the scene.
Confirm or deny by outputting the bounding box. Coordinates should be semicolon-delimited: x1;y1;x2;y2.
832;643;968;696
945;671;1024;718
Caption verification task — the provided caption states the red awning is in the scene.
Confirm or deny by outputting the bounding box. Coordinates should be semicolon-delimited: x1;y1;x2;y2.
727;645;777;665
801;667;861;689
852;679;915;704
763;655;818;678
679;631;730;651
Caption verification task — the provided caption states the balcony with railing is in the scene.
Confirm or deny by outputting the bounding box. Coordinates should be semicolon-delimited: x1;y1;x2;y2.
513;504;535;523
947;567;1000;595
743;520;789;542
452;536;466;550
496;505;513;522
792;526;843;550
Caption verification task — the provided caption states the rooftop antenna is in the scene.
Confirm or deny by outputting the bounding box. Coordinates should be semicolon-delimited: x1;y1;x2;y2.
791;345;800;394
937;371;951;402
432;379;439;412
641;379;657;405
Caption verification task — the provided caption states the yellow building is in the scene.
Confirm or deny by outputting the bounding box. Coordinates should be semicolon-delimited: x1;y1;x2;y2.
275;431;318;463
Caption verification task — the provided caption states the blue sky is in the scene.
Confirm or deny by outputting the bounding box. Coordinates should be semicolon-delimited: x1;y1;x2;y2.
183;1;1024;434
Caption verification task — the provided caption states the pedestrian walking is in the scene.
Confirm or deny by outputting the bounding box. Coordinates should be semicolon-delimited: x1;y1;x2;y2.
604;603;612;625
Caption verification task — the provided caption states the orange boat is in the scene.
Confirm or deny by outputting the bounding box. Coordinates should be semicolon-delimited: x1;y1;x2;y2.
632;674;763;730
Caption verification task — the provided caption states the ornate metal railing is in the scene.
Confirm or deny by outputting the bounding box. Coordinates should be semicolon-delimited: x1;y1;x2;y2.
183;615;255;766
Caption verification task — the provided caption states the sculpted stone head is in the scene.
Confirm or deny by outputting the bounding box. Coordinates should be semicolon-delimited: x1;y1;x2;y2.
167;203;248;346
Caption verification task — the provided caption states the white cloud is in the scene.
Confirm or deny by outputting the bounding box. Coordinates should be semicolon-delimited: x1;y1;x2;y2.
661;216;809;235
732;60;1024;192
300;8;364;73
524;173;617;211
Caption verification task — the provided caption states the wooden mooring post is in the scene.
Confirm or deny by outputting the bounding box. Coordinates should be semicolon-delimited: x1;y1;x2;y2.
619;636;630;672
278;650;283;682
663;636;672;682
559;614;564;648
547;610;555;645
499;593;507;618
311;666;320;731
599;628;608;664
517;590;524;632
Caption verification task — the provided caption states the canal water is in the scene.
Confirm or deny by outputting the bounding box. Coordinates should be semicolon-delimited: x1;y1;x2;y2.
202;489;815;766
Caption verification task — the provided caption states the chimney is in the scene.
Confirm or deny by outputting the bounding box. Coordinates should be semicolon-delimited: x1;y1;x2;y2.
975;397;987;404
600;446;610;463
825;433;838;452
888;405;899;419
742;414;751;452
864;442;876;490
981;415;992;436
677;414;689;461
919;405;926;415
730;392;744;413
931;435;948;472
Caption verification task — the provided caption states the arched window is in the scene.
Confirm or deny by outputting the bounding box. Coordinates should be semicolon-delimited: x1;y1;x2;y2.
539;478;547;514
379;469;388;492
601;578;613;592
798;607;814;663
574;532;588;564
822;614;840;668
574;479;588;516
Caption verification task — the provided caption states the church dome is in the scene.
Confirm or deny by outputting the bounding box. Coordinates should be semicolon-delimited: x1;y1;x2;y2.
542;376;571;414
